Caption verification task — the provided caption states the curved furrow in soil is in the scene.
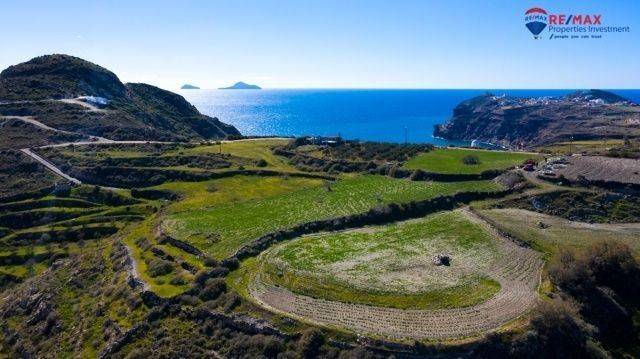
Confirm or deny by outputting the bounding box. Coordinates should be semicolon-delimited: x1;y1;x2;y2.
248;209;543;339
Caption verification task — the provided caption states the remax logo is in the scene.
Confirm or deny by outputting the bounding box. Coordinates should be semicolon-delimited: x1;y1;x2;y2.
524;7;548;38
523;7;628;40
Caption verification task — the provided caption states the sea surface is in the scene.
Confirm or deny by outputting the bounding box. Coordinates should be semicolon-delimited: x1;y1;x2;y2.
180;89;640;145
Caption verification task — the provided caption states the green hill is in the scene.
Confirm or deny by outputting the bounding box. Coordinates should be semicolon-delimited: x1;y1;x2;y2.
0;54;239;144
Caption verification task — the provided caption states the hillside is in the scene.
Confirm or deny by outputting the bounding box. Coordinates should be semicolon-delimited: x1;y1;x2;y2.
434;90;640;149
0;55;239;145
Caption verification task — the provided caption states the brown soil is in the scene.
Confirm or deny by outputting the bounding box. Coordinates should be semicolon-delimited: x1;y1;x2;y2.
556;156;640;185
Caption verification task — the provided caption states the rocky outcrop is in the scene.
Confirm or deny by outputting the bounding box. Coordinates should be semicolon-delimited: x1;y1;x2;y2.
189;308;292;338
99;322;150;359
434;90;640;149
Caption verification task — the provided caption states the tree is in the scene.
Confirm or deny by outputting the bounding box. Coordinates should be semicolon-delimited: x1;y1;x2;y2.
462;154;481;165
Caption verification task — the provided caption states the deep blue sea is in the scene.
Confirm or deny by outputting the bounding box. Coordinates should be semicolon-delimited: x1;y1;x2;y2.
179;89;640;145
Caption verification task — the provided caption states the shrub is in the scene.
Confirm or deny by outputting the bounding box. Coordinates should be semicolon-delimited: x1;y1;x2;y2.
203;257;218;267
169;275;187;285
409;169;426;181
221;257;239;270
549;240;640;348
135;237;152;251
255;159;268;167
199;278;227;301
179;295;201;307
297;328;324;358
550;240;640;302
194;270;210;285
222;292;242;312
147;258;173;277
462;154;480;165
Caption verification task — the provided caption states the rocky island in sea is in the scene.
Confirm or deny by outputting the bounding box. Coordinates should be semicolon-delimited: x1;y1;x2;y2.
181;84;200;89
219;81;261;90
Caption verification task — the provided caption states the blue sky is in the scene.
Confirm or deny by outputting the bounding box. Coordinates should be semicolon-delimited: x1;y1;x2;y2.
1;0;638;89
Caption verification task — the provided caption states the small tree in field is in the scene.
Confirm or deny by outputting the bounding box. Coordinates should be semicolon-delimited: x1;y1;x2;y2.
462;154;481;165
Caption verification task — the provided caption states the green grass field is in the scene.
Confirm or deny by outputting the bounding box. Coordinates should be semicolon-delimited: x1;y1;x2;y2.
233;211;502;309
52;139;296;172
177;139;295;171
403;148;536;174
163;175;503;259
153;175;323;213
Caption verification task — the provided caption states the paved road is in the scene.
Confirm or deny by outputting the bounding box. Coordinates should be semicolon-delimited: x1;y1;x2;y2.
20;148;82;185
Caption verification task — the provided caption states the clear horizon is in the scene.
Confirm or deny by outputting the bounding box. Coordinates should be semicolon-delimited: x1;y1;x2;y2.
2;0;639;91
181;87;640;90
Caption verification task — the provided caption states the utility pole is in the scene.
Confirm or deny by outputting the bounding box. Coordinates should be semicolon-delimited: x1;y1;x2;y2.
569;136;574;155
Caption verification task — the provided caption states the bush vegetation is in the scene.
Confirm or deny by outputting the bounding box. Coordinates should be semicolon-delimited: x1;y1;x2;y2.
147;258;174;277
462;154;481;165
549;240;640;350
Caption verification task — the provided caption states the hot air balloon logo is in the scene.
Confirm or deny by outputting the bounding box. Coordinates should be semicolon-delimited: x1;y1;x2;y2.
524;7;548;38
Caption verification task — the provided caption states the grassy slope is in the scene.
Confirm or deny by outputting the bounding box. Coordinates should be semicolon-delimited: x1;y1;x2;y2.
0;243;80;280
178;139;295;171
165;175;502;259
252;211;501;309
536;139;625;155
154;175;323;213
0;240;150;357
478;208;640;258
52;139;294;172
122;217;192;297
403;148;535;174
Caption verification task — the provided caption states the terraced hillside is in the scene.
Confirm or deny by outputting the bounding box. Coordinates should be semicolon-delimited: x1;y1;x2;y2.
241;209;543;339
0;184;153;290
4;135;638;357
162;176;503;259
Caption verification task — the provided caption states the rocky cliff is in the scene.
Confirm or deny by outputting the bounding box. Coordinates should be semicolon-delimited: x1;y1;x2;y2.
434;90;640;149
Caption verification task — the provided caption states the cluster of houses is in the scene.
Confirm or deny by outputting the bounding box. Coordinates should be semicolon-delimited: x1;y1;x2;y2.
490;93;633;110
304;136;343;147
